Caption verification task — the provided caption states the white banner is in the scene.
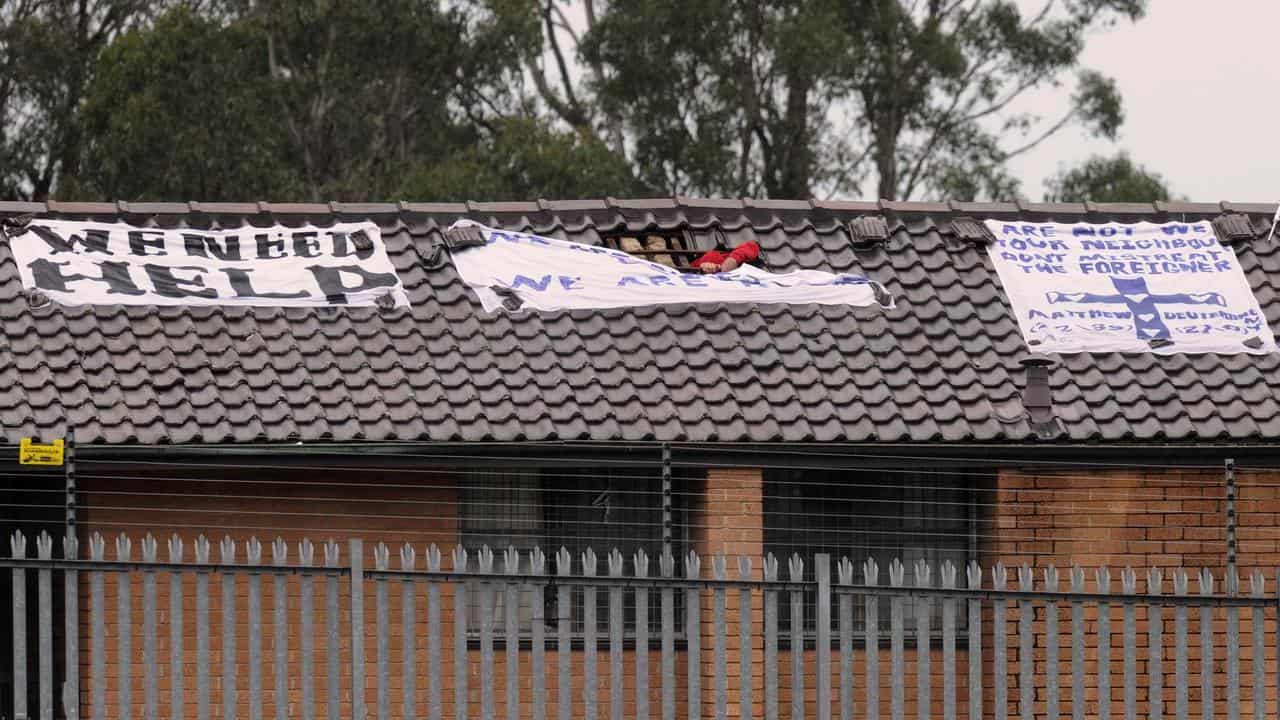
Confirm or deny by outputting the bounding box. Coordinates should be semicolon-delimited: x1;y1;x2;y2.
8;220;409;307
985;220;1275;354
448;221;891;312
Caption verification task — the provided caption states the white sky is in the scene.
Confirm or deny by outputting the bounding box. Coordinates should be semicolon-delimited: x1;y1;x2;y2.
1007;1;1280;202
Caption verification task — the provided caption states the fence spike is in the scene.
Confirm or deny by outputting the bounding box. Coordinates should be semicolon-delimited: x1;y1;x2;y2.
712;554;727;581
217;535;234;564
838;557;853;585
1121;567;1137;595
1147;568;1163;595
1095;566;1111;593
915;558;932;587
246;536;262;564
89;532;105;561
889;558;905;587
941;560;957;590
764;553;778;582
789;553;805;582
140;533;157;562
37;531;53;560
966;560;981;589
10;529;25;558
272;537;288;565
506;546;521;574
739;555;753;581
1043;564;1059;591
1198;568;1215;596
684;549;699;579
401;543;416;571
298;538;314;566
1173;568;1189;596
425;544;441;572
635;548;650;578
1070;565;1085;592
451;545;468;572
194;535;210;564
374;542;390;571
609;548;624;576
660;547;674;577
168;534;184;563
583;547;598;576
863;556;879;585
992;562;1007;590
1250;571;1265;598
1018;564;1033;591
557;547;572;575
529;546;546;574
63;532;78;560
1226;565;1240;595
117;532;132;561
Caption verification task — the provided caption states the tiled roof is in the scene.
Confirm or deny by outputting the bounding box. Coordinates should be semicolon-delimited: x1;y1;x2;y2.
2;197;1279;446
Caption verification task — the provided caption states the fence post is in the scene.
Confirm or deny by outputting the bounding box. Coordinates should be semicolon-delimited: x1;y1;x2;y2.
13;530;27;720
169;536;185;720
635;550;651;720
940;562;956;720
247;538;263;720
915;560;931;720
889;559;905;720
1122;568;1137;720
37;532;53;720
740;557;755;720
687;551;702;720
506;547;521;720
273;539;290;720
992;564;1007;720
764;554;779;720
221;537;237;720
118;534;133;720
864;559;880;720
350;538;366;720
1044;566;1060;720
195;536;212;720
1071;567;1085;720
790;555;806;720
1198;570;1214;720
1018;565;1033;720
1249;572;1264;720
375;542;391;720
63;533;80;720
300;539;316;720
966;562;982;720
141;535;158;720
1226;567;1240;720
1146;569;1162;720
816;555;831;720
1097;568;1112;720
1173;569;1188;720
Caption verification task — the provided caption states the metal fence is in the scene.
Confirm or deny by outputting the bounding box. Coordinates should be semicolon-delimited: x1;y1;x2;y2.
4;530;1278;720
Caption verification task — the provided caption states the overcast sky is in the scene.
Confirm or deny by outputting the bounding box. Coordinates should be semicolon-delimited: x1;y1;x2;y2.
1008;1;1280;203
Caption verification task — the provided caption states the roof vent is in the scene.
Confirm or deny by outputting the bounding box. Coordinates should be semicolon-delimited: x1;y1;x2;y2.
1019;354;1062;440
848;215;890;250
1213;213;1256;243
0;213;33;240
443;225;487;250
949;217;995;246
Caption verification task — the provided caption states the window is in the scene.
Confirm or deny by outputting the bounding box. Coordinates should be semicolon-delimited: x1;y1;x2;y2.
458;468;686;639
764;468;978;641
601;230;701;269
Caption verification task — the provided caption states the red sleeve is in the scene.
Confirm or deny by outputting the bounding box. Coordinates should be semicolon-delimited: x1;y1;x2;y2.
728;241;761;265
692;249;726;267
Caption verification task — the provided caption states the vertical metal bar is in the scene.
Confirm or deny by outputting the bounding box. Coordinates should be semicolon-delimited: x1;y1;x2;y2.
37;533;54;720
1226;568;1240;720
426;546;443;720
64;534;80;720
1019;566;1033;720
118;534;134;720
479;548;495;720
140;535;158;720
790;555;806;720
1225;458;1236;573
350;539;366;720
1250;572;1263;720
713;556;729;720
248;539;264;720
661;552;675;720
557;548;571;720
273;540;290;720
170;537;186;720
941;563;957;720
611;551;626;720
1147;570;1162;720
686;552;702;720
993;565;1008;720
838;560;853;720
1173;570;1188;720
300;540;316;720
14;530;29;720
816;555;832;720
90;534;106;720
915;561;931;720
1071;568;1085;720
531;549;547;720
1044;567;1060;720
765;555;779;720
1122;569;1137;720
506;548;520;720
865;560;880;720
661;444;672;559
1097;569;1112;720
325;542;341;720
585;550;599;720
966;563;983;720
1198;570;1213;720
375;543;391;720
195;537;212;720
452;546;469;720
890;560;905;720
740;557;755;720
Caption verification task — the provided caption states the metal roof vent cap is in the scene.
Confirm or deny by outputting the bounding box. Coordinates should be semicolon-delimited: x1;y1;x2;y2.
1019;353;1062;439
848;215;890;250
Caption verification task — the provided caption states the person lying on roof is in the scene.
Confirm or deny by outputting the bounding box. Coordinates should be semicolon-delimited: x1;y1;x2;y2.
691;240;761;273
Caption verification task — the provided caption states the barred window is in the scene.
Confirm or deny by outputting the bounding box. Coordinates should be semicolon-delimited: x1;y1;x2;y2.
459;468;686;638
764;468;979;641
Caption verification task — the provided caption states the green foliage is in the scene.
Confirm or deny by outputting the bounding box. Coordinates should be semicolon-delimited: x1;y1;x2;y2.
1045;153;1172;203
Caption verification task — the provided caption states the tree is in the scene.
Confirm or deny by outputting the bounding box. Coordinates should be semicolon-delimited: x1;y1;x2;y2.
1045;153;1171;203
523;0;1146;201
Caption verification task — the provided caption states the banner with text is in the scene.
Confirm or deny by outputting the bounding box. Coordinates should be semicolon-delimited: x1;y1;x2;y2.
448;221;892;312
985;220;1275;354
8;220;409;307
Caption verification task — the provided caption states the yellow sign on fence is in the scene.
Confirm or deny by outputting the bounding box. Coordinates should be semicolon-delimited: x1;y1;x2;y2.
19;438;64;466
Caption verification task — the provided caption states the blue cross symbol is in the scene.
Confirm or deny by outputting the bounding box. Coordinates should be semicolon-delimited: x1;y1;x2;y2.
1046;276;1225;346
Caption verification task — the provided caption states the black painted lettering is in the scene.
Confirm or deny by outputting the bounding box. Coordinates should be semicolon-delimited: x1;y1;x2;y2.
143;264;217;299
220;268;310;300
182;233;242;261
128;230;167;256
306;264;397;304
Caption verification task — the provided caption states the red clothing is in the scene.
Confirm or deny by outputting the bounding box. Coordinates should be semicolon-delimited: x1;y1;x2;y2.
692;241;760;269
